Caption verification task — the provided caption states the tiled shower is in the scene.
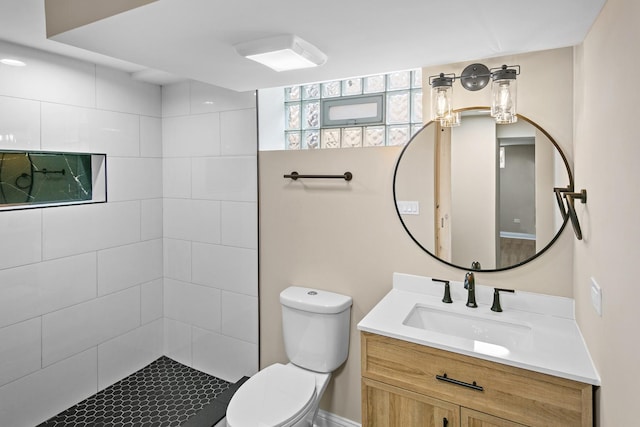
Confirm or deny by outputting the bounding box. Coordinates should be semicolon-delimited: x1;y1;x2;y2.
0;40;258;426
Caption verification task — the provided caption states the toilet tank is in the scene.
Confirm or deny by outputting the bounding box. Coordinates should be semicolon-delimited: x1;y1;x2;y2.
280;287;352;373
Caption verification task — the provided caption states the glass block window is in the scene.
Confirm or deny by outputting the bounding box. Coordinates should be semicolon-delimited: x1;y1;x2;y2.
283;69;422;150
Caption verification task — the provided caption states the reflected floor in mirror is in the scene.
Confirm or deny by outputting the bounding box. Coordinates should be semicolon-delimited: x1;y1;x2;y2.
500;237;536;268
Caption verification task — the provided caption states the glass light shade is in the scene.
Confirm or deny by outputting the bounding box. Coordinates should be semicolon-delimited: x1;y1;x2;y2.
431;85;453;121
440;111;461;127
491;78;517;124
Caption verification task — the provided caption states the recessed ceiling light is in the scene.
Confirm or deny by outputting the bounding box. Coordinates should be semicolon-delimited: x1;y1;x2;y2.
0;58;26;67
234;34;327;72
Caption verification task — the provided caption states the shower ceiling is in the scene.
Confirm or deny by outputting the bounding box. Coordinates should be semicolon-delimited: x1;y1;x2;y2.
0;0;607;90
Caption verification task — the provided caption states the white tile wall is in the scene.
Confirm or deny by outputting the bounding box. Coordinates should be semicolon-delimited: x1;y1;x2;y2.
163;198;221;243
107;157;163;201
163;157;192;198
0;96;41;151
0;318;41;387
221;201;258;249
42;286;141;367
0;208;42;270
42;201;141;259
161;81;191;118
164;238;192;282
141;279;164;324
97;319;163;391
221;109;258;156
164;318;192;366
191;156;257;201
161;81;258;381
190;82;256;114
162;113;221;157
41;103;141;156
192;242;258;296
0;42;257;426
221;291;259;344
0;41;169;426
161;81;255;117
164;279;221;332
192;328;258;382
0;253;97;328
96;66;162;117
140;116;162;157
141;198;164;240
0;41;95;107
0;348;98;427
97;239;163;296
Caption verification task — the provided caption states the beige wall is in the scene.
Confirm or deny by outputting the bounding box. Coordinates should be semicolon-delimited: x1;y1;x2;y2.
259;47;575;422
394;124;436;248
574;0;640;424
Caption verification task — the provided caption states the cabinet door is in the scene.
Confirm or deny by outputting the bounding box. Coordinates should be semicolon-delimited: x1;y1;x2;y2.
363;378;459;427
461;408;526;427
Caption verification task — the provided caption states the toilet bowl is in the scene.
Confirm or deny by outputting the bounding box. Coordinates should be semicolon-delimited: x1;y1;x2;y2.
226;363;330;427
225;286;352;427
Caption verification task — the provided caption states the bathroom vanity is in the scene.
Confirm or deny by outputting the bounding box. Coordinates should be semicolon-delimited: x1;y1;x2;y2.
358;273;599;426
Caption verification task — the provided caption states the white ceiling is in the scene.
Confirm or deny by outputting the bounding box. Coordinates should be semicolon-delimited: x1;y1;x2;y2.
0;0;606;91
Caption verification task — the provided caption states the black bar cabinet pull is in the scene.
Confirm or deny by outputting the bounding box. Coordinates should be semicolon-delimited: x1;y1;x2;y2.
443;417;448;427
436;373;484;391
284;171;353;181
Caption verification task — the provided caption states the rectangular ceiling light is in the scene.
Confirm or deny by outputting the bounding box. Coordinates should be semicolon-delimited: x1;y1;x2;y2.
234;34;327;72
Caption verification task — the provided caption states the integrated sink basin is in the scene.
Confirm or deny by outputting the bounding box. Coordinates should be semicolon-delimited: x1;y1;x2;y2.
403;304;532;353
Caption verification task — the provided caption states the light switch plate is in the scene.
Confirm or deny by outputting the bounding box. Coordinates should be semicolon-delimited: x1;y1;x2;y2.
590;277;602;316
397;201;420;215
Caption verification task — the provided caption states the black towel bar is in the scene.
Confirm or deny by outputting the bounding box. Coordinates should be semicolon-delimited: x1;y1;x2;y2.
284;171;353;181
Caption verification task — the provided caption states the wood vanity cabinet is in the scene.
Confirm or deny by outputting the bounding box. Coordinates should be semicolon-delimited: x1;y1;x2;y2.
361;332;593;427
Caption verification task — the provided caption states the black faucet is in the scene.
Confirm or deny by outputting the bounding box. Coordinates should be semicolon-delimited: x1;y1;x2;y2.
464;272;477;308
491;288;515;312
432;278;452;303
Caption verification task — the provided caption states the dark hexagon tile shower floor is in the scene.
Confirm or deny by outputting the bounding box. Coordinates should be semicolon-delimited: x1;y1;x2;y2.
38;356;230;427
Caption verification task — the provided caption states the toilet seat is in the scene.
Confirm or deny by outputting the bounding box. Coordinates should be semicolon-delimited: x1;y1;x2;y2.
226;363;317;427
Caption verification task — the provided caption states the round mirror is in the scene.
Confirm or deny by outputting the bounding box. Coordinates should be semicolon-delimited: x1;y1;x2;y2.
393;108;573;271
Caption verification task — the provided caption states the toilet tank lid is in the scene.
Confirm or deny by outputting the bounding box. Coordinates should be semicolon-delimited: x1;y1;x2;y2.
280;286;352;314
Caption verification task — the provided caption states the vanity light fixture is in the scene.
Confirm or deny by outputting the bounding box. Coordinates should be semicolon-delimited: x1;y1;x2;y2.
429;63;520;127
429;73;454;122
234;34;327;72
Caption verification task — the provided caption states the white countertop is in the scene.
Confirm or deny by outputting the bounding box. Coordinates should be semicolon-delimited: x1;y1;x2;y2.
357;273;600;385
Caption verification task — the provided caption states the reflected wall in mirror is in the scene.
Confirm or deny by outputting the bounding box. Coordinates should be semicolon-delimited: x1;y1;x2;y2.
393;108;572;271
0;151;107;211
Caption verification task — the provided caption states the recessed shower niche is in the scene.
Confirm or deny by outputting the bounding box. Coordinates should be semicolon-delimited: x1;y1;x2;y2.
0;151;106;210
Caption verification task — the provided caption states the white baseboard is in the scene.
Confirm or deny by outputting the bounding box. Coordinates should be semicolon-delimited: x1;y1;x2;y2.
314;409;361;427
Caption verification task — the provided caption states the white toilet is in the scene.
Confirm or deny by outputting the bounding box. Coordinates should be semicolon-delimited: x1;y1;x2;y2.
225;286;352;427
